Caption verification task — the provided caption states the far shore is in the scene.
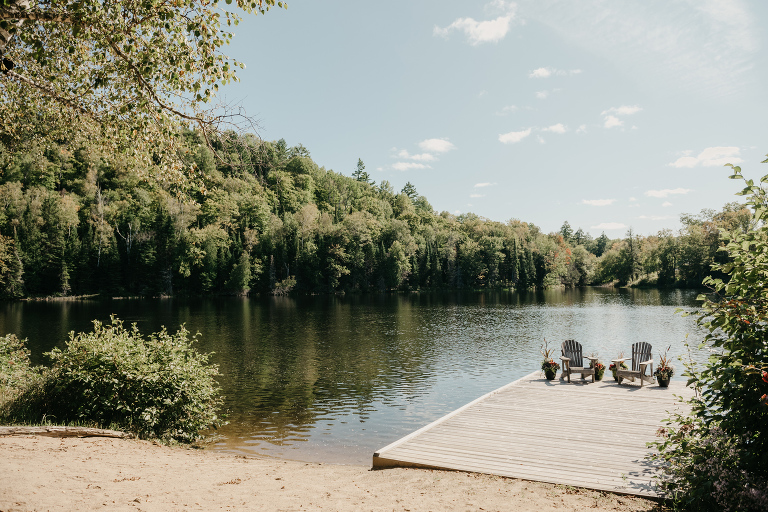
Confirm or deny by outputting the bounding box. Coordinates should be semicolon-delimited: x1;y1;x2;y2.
0;434;660;511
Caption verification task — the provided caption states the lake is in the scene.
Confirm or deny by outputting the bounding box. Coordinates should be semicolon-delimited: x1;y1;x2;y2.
0;288;706;465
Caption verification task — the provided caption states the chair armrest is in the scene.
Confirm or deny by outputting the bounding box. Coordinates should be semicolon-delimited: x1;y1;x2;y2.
639;359;653;366
586;356;599;362
611;358;629;364
560;356;570;362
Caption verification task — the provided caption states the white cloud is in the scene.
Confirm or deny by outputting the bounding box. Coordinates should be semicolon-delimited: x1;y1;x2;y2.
638;214;673;221
419;138;455;153
576;124;587;133
601;104;641;129
602;105;642;116
670;156;699;168
529;67;552;78
397;149;436;162
535;90;549;99
434;10;515;45
517;3;757;98
542;123;567;134
603;115;623;129
474;182;493;187
529;67;583;78
495;105;518;116
591;222;627;230
470;194;485;198
662;201;673;207
537;135;546;144
487;0;515;13
390;138;455;171
669;146;743;168
392;162;430;171
645;188;691;198
499;128;532;144
582;199;616;206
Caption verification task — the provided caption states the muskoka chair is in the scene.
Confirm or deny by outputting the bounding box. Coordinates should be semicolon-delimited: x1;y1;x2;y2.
613;342;654;387
560;339;597;383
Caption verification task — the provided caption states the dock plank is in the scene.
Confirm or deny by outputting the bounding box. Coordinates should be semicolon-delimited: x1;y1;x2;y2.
373;371;692;497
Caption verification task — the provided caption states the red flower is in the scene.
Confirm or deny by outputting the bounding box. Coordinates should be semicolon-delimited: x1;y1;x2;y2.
762;371;768;384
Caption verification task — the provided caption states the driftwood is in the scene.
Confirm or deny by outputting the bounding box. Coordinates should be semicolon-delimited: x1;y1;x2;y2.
0;426;132;438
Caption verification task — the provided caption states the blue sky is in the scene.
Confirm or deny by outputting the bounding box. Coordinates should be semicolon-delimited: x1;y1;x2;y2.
220;0;768;238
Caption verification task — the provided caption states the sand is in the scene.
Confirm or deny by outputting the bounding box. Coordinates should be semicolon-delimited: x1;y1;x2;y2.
0;435;659;511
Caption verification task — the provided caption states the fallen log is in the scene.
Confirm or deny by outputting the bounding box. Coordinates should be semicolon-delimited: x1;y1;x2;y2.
0;426;132;438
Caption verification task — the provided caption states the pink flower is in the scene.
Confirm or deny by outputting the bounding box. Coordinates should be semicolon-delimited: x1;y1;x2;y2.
762;371;768;384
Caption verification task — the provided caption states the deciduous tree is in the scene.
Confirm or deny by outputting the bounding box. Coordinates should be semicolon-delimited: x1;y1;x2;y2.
1;0;285;173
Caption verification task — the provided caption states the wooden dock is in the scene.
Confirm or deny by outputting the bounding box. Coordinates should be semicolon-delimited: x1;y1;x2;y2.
373;371;693;497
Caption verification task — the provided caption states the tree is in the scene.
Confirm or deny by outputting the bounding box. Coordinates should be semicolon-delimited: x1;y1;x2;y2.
1;0;285;169
401;181;418;200
0;234;23;297
594;232;610;257
558;221;573;243
351;158;373;185
618;228;640;284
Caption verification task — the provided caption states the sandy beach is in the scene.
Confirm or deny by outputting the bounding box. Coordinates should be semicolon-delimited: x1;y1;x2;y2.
0;435;660;511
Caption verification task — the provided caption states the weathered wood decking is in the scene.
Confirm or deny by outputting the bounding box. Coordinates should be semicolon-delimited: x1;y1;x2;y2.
373;371;693;497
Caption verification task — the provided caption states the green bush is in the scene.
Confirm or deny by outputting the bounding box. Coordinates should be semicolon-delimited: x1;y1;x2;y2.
0;334;37;404
652;163;768;510
1;317;223;442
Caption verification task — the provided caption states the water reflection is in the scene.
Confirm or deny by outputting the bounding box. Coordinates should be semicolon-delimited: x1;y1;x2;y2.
0;288;706;464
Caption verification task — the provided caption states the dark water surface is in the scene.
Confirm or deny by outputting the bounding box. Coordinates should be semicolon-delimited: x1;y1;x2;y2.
0;288;705;465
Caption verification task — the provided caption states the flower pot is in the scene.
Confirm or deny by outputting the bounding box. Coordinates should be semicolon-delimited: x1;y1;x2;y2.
595;369;604;381
544;369;557;380
611;370;618;382
656;376;670;387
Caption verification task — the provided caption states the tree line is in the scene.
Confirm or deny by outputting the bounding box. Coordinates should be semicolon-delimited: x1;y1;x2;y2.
0;131;752;299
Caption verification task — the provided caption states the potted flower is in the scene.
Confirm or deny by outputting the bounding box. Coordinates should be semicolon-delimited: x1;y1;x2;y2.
654;346;675;387
590;355;605;381
540;338;560;380
609;352;628;382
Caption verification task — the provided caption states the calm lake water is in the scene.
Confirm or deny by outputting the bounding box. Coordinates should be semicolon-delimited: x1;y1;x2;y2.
0;288;707;465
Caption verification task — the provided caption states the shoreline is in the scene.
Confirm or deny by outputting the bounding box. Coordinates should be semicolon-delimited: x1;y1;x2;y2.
0;434;659;511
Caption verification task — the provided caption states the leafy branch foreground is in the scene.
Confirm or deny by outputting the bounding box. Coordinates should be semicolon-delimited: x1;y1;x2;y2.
0;317;223;442
651;163;768;511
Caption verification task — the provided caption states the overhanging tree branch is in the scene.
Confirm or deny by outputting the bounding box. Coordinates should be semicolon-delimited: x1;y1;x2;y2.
0;11;75;23
4;68;94;118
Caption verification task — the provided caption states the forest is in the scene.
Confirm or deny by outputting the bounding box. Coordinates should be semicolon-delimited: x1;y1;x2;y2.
0;130;753;299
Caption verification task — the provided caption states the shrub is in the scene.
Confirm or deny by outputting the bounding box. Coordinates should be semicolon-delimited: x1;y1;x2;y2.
651;162;768;510
1;317;223;442
0;334;37;404
655;421;767;511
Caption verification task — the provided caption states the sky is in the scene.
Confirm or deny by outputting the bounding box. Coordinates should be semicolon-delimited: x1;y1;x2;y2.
219;0;768;238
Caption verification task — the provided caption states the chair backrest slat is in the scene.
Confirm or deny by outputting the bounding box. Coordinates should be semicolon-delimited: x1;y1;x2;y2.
561;339;583;367
631;342;652;372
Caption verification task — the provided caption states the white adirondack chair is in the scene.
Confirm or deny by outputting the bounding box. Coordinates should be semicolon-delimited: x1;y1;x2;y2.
560;339;597;383
613;342;654;387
